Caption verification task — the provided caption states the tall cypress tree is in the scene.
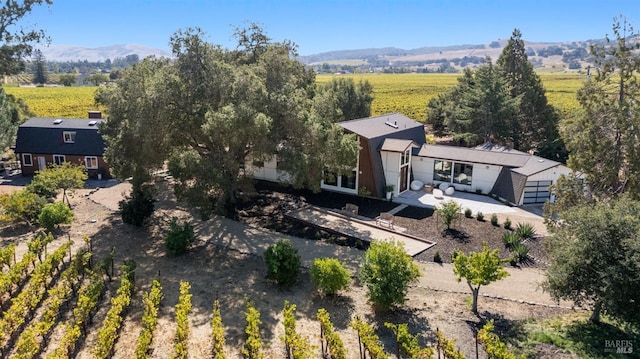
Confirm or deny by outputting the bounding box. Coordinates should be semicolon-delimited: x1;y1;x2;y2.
496;29;561;153
31;49;48;85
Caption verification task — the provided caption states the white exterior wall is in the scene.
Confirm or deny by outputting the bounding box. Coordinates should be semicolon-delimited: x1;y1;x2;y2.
248;158;292;184
526;165;573;182
410;156;503;195
380;150;402;196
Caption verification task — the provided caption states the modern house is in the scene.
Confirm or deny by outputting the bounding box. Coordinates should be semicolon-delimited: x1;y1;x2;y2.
249;113;574;206
13;111;110;178
407;143;573;205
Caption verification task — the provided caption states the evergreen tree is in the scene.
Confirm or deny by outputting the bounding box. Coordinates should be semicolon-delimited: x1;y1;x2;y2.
427;58;517;147
31;49;48;84
561;16;640;200
497;29;562;153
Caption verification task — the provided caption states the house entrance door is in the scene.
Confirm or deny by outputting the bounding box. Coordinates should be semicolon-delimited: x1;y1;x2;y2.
400;165;408;192
38;157;46;171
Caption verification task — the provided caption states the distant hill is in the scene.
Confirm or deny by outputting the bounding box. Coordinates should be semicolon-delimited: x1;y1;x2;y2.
36;44;172;62
297;38;607;72
34;38;609;72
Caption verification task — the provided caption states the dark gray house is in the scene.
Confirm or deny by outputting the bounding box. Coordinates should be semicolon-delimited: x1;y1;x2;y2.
14;112;110;178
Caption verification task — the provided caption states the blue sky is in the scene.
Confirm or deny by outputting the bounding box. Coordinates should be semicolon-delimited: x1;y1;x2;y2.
27;0;639;56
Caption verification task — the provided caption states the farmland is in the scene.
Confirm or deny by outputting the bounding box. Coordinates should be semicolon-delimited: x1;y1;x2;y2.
4;73;584;120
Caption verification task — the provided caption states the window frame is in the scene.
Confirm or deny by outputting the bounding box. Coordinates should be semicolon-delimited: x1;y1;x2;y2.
433;159;452;182
22;153;33;166
453;162;473;185
53;154;65;166
84;156;98;169
63;131;76;143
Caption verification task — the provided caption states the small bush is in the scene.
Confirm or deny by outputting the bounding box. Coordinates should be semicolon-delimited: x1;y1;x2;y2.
164;217;195;256
490;214;499;226
119;185;155;227
436;200;462;230
515;222;536;239
476;212;484;221
464;208;473;218
511;242;529;263
434;251;442;263
264;239;301;287
503;217;512;230
310;258;350;296
38;201;74;231
502;232;521;250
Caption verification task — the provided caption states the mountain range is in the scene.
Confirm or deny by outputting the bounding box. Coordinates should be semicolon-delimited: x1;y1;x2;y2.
36;38;600;70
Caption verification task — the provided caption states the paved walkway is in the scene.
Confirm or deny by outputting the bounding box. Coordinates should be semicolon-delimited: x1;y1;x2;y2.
285;205;434;256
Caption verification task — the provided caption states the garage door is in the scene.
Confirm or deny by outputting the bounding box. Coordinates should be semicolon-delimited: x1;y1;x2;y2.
523;180;552;204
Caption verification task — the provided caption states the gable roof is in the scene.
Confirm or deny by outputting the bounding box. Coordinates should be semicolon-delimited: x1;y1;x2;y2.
416;143;562;176
14;117;106;156
339;113;424;139
380;138;416;152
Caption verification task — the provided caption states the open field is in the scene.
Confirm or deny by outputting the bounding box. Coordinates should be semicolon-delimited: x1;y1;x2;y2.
5;73;583;121
4;86;105;118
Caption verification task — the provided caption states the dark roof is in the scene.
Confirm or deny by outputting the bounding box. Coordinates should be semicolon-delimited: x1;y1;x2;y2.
491;168;528;205
14;117;106;156
380;139;416;152
339;113;424;139
416;143;561;176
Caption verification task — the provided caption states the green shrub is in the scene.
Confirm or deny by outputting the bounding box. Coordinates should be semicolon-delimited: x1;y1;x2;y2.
359;240;421;311
490;214;499;226
434;251;442;263
119;185;155;227
264;239;301;287
164;217;195;256
515;222;536;239
0;189;47;225
38;201;74;231
501;232;521;250
476;211;484;221
511;242;529;263
310;258;350;296
503;217;512;230
464;208;473;218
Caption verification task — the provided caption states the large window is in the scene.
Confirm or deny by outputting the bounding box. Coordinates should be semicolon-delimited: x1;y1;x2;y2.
63;131;76;143
53;154;65;165
453;163;473;185
401;148;410;165
323;169;337;186
85;156;98;169
22;153;33;166
433;160;452;182
341;171;357;189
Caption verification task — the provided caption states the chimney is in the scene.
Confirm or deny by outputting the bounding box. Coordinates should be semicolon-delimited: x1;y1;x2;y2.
88;111;102;119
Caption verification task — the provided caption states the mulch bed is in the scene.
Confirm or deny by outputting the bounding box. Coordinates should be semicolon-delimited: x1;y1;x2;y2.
236;181;549;268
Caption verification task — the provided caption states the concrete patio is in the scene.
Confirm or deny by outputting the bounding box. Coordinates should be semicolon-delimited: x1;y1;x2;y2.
393;187;519;215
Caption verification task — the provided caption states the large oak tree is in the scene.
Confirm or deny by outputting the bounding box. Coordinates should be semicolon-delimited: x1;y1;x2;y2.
98;26;365;217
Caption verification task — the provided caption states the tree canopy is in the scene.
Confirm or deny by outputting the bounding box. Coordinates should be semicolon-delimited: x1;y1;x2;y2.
561;16;640;200
98;25;368;217
426;29;562;158
359;240;421;311
452;242;509;314
543;195;640;326
0;0;52;76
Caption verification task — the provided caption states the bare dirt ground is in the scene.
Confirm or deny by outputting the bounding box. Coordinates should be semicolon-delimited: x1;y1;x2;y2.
0;178;582;358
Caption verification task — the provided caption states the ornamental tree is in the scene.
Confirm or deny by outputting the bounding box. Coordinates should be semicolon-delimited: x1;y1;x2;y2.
452;242;509;314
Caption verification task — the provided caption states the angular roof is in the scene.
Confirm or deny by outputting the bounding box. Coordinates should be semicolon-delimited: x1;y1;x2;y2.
14;117;106;156
380;138;416;152
339;113;424;139
416;143;562;176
